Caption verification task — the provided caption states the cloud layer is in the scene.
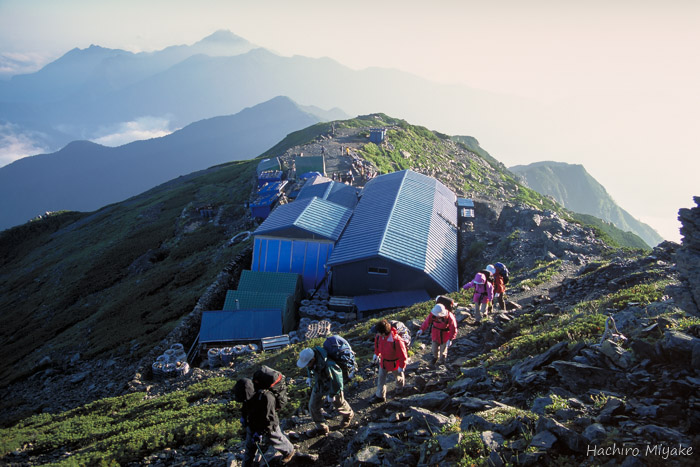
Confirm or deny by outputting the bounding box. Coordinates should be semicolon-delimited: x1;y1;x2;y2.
91;117;174;147
0;123;49;167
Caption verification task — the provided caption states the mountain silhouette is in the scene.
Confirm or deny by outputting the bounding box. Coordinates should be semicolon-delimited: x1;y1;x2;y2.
0;96;328;231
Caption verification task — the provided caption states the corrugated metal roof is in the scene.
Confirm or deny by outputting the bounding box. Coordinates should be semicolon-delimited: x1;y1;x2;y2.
354;290;431;313
297;177;359;210
223;290;291;311
253;196;352;241
256;157;281;175
199;309;282;343
238;270;302;296
328;170;458;292
457;198;475;208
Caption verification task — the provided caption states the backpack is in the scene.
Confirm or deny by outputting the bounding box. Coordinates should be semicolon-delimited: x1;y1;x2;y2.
252;365;288;411
323;335;358;381
390;320;412;348
495;262;510;285
435;295;455;312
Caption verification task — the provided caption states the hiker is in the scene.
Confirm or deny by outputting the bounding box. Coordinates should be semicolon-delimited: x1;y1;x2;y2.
462;272;494;323
297;347;354;436
493;262;508;310
416;303;457;366
483;264;497;313
372;319;408;402
233;377;295;466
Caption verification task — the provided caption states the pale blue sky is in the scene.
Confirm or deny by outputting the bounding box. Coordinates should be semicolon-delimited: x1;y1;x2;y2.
0;0;698;241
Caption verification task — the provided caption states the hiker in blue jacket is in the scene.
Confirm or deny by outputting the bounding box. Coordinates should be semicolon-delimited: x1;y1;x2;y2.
297;347;354;436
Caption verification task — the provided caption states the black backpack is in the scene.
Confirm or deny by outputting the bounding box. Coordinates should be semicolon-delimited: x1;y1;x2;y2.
253;366;288;411
323;335;358;381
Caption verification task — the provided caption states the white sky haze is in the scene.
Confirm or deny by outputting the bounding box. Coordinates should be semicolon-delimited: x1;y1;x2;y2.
0;0;697;242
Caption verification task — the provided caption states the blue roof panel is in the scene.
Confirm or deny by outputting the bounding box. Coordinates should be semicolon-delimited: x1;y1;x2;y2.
199;309;282;343
254;196;352;241
297;176;359;209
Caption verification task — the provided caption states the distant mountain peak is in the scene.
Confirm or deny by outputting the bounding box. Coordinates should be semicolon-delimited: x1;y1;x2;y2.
198;30;249;44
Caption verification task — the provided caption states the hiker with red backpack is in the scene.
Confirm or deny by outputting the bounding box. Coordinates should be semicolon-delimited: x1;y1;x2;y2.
372;319;408;402
416;301;458;366
297;346;354;436
233;375;295;466
493;262;509;310
462;271;494;323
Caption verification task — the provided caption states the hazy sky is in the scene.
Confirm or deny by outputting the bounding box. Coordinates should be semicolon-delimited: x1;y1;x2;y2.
0;0;697;241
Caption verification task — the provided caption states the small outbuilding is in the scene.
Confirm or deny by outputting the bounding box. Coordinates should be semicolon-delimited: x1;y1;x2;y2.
199;309;282;345
369;128;387;144
251;196;353;292
223;290;296;334
295;155;326;177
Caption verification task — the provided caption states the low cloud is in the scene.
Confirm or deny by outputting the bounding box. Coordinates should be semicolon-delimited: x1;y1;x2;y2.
0;123;49;167
91;117;174;147
0;52;52;78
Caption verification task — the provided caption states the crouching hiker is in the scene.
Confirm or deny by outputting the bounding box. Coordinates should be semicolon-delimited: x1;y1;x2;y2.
417;302;457;367
372;319;408;402
297;347;354;436
462;272;493;323
233;377;295;466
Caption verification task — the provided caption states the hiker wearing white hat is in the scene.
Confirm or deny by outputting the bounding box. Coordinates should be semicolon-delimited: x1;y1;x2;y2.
297;346;354;436
416;302;458;367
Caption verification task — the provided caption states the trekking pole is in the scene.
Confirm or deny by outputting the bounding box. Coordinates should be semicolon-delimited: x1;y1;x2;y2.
254;440;270;467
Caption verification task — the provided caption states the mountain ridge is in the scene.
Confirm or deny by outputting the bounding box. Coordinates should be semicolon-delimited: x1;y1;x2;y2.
510;160;664;247
0;96;332;231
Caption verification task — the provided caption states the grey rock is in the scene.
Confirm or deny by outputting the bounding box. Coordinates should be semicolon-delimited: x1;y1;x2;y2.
531;396;553;415
408;407;454;433
356;422;407;444
437;432;461;455
536;417;587;453
355;446;382;464
529;430;557;449
511;341;567;385
488;450;505;467
458;396;500;414
661;330;699;362
69;372;89;384
692;342;700;370
480;431;505;452
600;339;634;369
460;413;497;433
582;423;606;444
597;397;625;423
633;424;689;444
389;391;448;410
550;360;619;391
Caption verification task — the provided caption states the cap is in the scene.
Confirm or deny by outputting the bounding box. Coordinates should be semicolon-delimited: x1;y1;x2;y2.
431;303;448;317
486;264;496;275
297;348;314;368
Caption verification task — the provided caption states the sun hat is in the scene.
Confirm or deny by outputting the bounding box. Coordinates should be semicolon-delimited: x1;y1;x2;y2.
431;303;448;317
473;272;486;284
486;264;496;275
297;348;314;368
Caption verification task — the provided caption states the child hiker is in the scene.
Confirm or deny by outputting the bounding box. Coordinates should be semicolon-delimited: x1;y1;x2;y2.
416;302;457;366
372;319;408;402
462;272;493;323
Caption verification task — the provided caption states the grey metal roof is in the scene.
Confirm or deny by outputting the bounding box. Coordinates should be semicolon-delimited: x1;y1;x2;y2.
457;198;475;208
328;170;459;292
254;196;352;241
297;176;359;209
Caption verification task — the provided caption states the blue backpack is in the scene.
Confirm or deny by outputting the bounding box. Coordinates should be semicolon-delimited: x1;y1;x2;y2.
323;335;357;381
495;262;510;284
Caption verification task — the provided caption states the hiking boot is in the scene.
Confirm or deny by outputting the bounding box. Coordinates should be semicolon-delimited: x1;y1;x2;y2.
339;413;354;428
371;394;386;404
281;448;295;464
305;424;329;437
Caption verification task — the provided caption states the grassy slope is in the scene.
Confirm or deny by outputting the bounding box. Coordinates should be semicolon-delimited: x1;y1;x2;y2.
0;160;256;388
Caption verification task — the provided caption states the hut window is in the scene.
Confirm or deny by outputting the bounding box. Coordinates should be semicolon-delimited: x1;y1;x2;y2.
368;266;389;275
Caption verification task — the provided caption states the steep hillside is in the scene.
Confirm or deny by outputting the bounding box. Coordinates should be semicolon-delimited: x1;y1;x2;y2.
510;161;664;247
1;114;696;466
0;96;323;231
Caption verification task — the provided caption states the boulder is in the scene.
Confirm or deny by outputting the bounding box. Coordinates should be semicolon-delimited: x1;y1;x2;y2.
388;390;449;410
600;339;634;369
355;446;382;465
582;423;606;444
550;361;620;391
408;407;455;433
529;430;557;450
536;417;587;453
